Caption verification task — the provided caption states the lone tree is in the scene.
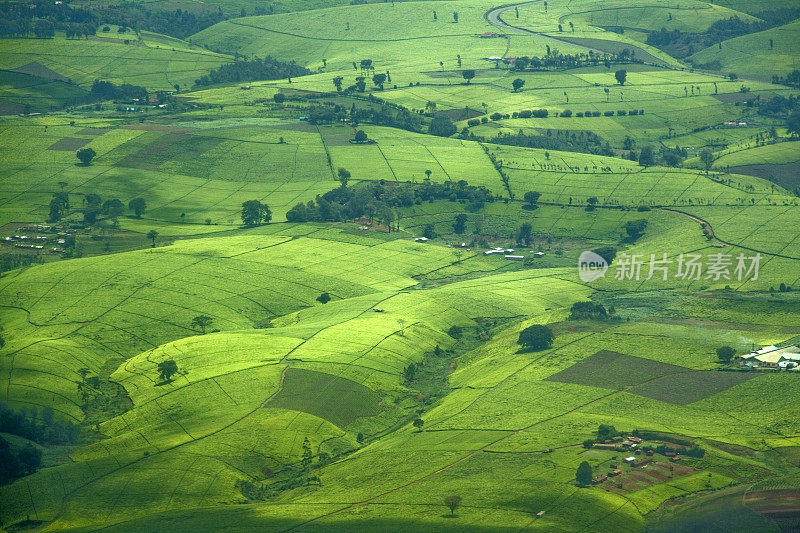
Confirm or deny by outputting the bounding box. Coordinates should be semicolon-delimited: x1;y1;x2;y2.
354;129;369;143
146;229;158;247
444;495;462;516
332;76;344;92
317;292;331;304
638;145;655;167
512;78;525;92
461;69;476;84
372;72;387;89
516;222;532;246
273;92;286;104
429;115;456;137
788;110;800;138
453;213;468;234
241;200;271;226
615;69;627;86
517;324;554;351
700;149;714;173
523;190;541;209
76;147;96;166
49;194;68;222
412;418;425;431
623;219;648;241
191;315;213;334
128;197;147;218
337;167;351;188
157;359;179;383
576;461;593;486
717;346;736;363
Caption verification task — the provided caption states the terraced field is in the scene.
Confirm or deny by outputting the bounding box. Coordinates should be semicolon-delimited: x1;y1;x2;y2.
1;0;799;531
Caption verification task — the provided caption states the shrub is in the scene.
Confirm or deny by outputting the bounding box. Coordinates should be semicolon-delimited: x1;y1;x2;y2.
617;110;627;116
561;109;572;117
603;110;614;117
490;112;503;120
467;118;480;127
518;110;532;118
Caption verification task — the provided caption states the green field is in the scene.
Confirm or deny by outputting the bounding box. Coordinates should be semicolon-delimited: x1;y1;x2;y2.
1;0;800;530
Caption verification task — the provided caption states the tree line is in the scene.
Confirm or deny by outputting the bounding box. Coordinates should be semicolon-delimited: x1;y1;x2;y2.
286;178;494;227
194;57;311;87
0;1;230;40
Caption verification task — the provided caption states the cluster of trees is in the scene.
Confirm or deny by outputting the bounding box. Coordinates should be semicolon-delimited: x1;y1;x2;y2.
286;179;493;226
195;57;311;87
48;187;148;224
650;9;800;58
0;402;79;446
772;70;800;88
511;48;639;71
90;80;148;102
94;4;227;39
0;436;41;485
305;102;420;133
569;301;613;320
468;129;614;158
0;1;96;38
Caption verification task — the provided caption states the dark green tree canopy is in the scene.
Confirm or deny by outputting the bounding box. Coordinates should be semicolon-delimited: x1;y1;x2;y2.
517;324;554;351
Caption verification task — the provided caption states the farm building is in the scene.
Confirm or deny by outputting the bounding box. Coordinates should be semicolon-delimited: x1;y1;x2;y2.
741;345;800;368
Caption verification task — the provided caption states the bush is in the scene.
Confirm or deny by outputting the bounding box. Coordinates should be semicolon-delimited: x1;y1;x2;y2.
518;110;532;118
576;112;584;117
603;110;614;117
561;109;572;117
617;110;627;116
629;109;639;115
490;112;503;121
480;116;488;123
531;109;548;118
467;118;480;127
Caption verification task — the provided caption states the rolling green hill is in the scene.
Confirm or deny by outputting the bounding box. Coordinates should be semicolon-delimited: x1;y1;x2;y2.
1;0;799;530
689;20;800;82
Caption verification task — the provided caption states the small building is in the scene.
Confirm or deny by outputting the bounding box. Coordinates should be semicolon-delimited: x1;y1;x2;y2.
593;475;608;484
608;469;622;477
624;456;636;463
535;511;546;519
632;458;652;467
415;237;428;243
592;443;618;450
505;255;524;261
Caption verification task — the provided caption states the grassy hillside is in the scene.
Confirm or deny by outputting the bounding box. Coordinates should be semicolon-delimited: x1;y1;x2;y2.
689;20;800;81
0;35;231;91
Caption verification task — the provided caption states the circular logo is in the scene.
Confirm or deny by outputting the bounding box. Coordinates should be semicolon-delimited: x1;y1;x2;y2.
578;251;608;283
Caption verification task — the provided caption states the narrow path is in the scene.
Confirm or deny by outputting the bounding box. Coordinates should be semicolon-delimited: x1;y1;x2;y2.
485;1;595;53
661;207;800;261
